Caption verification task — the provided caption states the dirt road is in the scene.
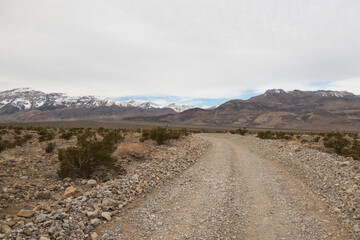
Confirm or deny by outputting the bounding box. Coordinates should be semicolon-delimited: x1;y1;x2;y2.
101;134;353;239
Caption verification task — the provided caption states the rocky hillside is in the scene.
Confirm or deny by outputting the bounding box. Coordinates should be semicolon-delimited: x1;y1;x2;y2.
0;88;196;122
127;89;360;131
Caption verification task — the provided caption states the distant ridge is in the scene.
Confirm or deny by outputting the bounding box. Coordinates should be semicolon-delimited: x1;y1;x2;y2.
2;88;360;131
0;88;198;122
125;89;360;131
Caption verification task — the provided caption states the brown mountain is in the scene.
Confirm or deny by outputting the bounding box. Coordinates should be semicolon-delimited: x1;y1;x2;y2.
126;89;360;131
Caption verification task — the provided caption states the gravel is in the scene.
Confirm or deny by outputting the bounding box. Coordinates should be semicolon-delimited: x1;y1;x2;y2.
98;134;358;239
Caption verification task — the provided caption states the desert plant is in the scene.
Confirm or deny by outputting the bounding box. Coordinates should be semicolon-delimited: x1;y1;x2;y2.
45;142;56;153
59;131;74;140
76;129;96;145
37;128;55;142
141;127;189;145
231;128;248;135
57;130;124;179
323;132;350;155
257;131;275;139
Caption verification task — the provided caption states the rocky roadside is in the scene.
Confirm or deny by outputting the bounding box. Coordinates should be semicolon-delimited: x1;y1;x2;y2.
0;134;209;239
246;135;360;237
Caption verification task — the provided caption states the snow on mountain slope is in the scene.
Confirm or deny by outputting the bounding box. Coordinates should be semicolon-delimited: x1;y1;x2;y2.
0;88;198;113
314;90;355;98
0;88;46;110
165;103;195;112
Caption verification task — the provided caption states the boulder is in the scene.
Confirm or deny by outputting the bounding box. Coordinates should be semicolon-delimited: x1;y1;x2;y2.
64;186;77;197
17;209;35;218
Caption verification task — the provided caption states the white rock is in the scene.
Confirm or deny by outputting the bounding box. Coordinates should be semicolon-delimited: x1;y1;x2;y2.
101;212;111;221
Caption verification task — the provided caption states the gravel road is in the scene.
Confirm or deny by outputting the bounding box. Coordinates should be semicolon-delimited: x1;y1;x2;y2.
101;134;354;239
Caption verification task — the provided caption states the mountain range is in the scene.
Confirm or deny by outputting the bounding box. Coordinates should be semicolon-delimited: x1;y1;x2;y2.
0;88;196;122
1;88;360;131
125;89;360;131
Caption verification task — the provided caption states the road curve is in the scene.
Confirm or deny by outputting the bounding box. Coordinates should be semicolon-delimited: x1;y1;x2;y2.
101;134;353;239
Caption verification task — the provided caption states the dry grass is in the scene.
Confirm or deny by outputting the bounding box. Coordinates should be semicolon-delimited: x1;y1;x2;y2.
114;142;150;160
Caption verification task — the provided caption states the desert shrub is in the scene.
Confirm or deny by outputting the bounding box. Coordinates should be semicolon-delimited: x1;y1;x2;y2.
349;138;360;160
257;131;275;139
37;128;55;142
232;128;248;135
59;131;74;140
323;132;350;155
275;132;292;140
150;127;168;145
0;141;10;152
0;129;8;135
0;134;32;152
76;129;96;145
57;130;124;179
141;127;189;145
314;136;321;142
14;128;22;135
45;142;56;153
257;131;292;140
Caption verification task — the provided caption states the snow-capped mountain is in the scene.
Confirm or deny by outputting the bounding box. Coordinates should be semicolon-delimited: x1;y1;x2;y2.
314;90;355;98
164;103;195;113
0;88;198;113
0;88;115;110
262;89;358;98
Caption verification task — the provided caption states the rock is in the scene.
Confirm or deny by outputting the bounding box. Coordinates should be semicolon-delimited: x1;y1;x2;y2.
23;228;33;236
102;233;111;240
102;198;117;207
35;191;52;199
36;213;47;222
64;186;77;197
86;210;99;219
0;193;10;199
101;212;111;221
1;224;12;234
334;207;341;213
90;218;101;226
39;236;51;240
42;220;53;227
87;179;97;187
340;161;350;167
17;209;35;218
91;232;98;240
75;229;83;235
5;220;17;227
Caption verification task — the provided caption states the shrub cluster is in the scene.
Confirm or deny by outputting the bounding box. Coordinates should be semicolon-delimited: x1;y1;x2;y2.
257;131;293;140
59;131;74;140
45;142;56;153
57;129;125;179
323;132;360;159
141;127;189;145
230;128;248;135
323;132;349;154
0;134;32;153
37;128;55;142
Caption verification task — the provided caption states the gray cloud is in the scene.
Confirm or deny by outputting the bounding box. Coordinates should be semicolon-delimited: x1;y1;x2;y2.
1;0;360;102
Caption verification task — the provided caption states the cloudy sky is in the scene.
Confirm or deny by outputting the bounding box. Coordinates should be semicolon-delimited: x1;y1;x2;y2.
1;0;360;106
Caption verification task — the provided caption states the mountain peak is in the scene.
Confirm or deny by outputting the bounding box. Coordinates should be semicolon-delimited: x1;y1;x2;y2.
264;89;286;96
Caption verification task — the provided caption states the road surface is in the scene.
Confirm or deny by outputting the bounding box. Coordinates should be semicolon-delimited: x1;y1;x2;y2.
101;134;352;239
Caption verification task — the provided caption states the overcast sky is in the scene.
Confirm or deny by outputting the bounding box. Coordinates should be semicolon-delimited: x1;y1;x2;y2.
1;0;360;106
